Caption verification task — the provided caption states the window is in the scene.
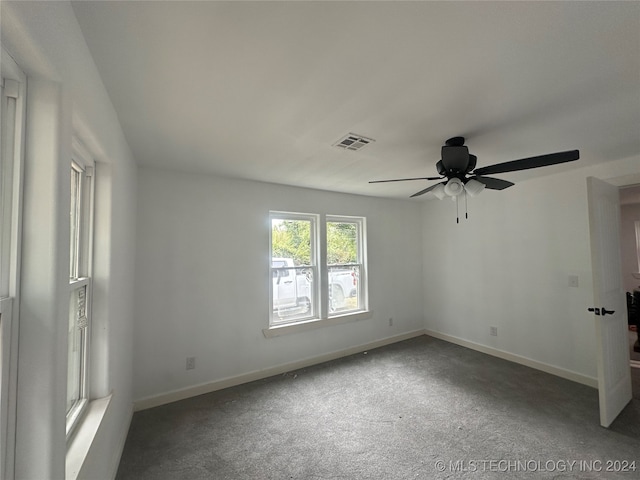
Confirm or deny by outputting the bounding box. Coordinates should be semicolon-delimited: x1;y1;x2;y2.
269;212;368;329
0;49;25;479
327;216;366;316
66;142;94;439
270;213;318;325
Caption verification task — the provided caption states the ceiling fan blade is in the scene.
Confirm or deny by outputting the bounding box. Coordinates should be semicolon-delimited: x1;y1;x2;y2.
369;176;442;184
410;182;444;198
473;150;579;176
472;176;515;190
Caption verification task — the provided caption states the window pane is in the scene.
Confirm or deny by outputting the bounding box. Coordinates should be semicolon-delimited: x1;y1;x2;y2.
70;168;81;279
0;88;16;298
272;266;315;322
67;286;86;414
271;218;312;265
329;265;360;314
327;221;357;265
271;217;315;324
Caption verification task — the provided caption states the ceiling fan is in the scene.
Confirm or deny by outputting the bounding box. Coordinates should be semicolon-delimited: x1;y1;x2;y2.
370;136;579;199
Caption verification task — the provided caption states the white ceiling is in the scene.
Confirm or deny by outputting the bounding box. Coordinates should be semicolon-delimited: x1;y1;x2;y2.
71;1;640;199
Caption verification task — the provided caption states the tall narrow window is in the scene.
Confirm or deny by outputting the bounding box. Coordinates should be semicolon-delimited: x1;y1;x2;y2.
1;49;25;479
327;216;366;316
66;143;94;439
270;212;318;326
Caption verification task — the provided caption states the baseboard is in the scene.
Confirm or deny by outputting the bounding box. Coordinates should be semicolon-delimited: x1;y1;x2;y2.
134;329;426;411
424;329;598;389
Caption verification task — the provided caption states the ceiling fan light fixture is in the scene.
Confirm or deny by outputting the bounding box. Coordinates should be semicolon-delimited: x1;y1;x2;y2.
432;184;446;200
464;178;486;197
444;178;464;197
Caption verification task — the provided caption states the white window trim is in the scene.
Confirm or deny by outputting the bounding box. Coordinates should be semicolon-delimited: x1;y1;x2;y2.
326;215;368;318
263;309;373;338
0;47;26;480
0;298;15;477
66;139;95;442
266;211;371;337
65;394;112;480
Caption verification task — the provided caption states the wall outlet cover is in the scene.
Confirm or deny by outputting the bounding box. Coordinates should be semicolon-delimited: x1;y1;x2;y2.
186;356;196;370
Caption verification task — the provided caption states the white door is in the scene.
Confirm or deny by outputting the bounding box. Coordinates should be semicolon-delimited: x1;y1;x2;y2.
587;176;632;427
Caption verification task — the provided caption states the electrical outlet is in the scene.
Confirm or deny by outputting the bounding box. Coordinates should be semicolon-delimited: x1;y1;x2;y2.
186;356;196;370
388;318;393;326
490;326;498;337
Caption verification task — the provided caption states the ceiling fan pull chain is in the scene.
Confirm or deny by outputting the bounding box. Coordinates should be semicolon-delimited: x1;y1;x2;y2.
456;194;459;224
465;190;468;219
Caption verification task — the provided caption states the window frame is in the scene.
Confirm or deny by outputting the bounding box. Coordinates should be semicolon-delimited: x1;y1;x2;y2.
0;48;26;480
266;211;370;336
269;211;319;327
65;139;95;441
326;215;368;318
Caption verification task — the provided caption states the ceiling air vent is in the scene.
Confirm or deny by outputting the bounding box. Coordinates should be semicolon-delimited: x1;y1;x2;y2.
333;133;375;151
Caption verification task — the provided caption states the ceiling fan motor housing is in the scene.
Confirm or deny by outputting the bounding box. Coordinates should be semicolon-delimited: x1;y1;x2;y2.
441;146;469;174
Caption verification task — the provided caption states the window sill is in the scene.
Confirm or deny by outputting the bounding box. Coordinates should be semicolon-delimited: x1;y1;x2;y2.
66;394;112;480
263;310;373;337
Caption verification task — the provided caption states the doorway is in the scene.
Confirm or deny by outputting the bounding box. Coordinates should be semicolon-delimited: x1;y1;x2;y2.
588;175;640;427
619;185;640;398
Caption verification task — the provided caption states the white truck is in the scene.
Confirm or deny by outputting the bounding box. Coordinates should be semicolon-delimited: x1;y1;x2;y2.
272;258;312;315
328;268;358;311
272;258;358;315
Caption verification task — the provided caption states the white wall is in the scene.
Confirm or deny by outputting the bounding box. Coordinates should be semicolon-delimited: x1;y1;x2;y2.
421;156;640;383
621;202;640;294
134;167;424;404
1;2;137;479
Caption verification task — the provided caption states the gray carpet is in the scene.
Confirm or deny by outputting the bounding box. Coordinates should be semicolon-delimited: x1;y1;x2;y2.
116;336;640;479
